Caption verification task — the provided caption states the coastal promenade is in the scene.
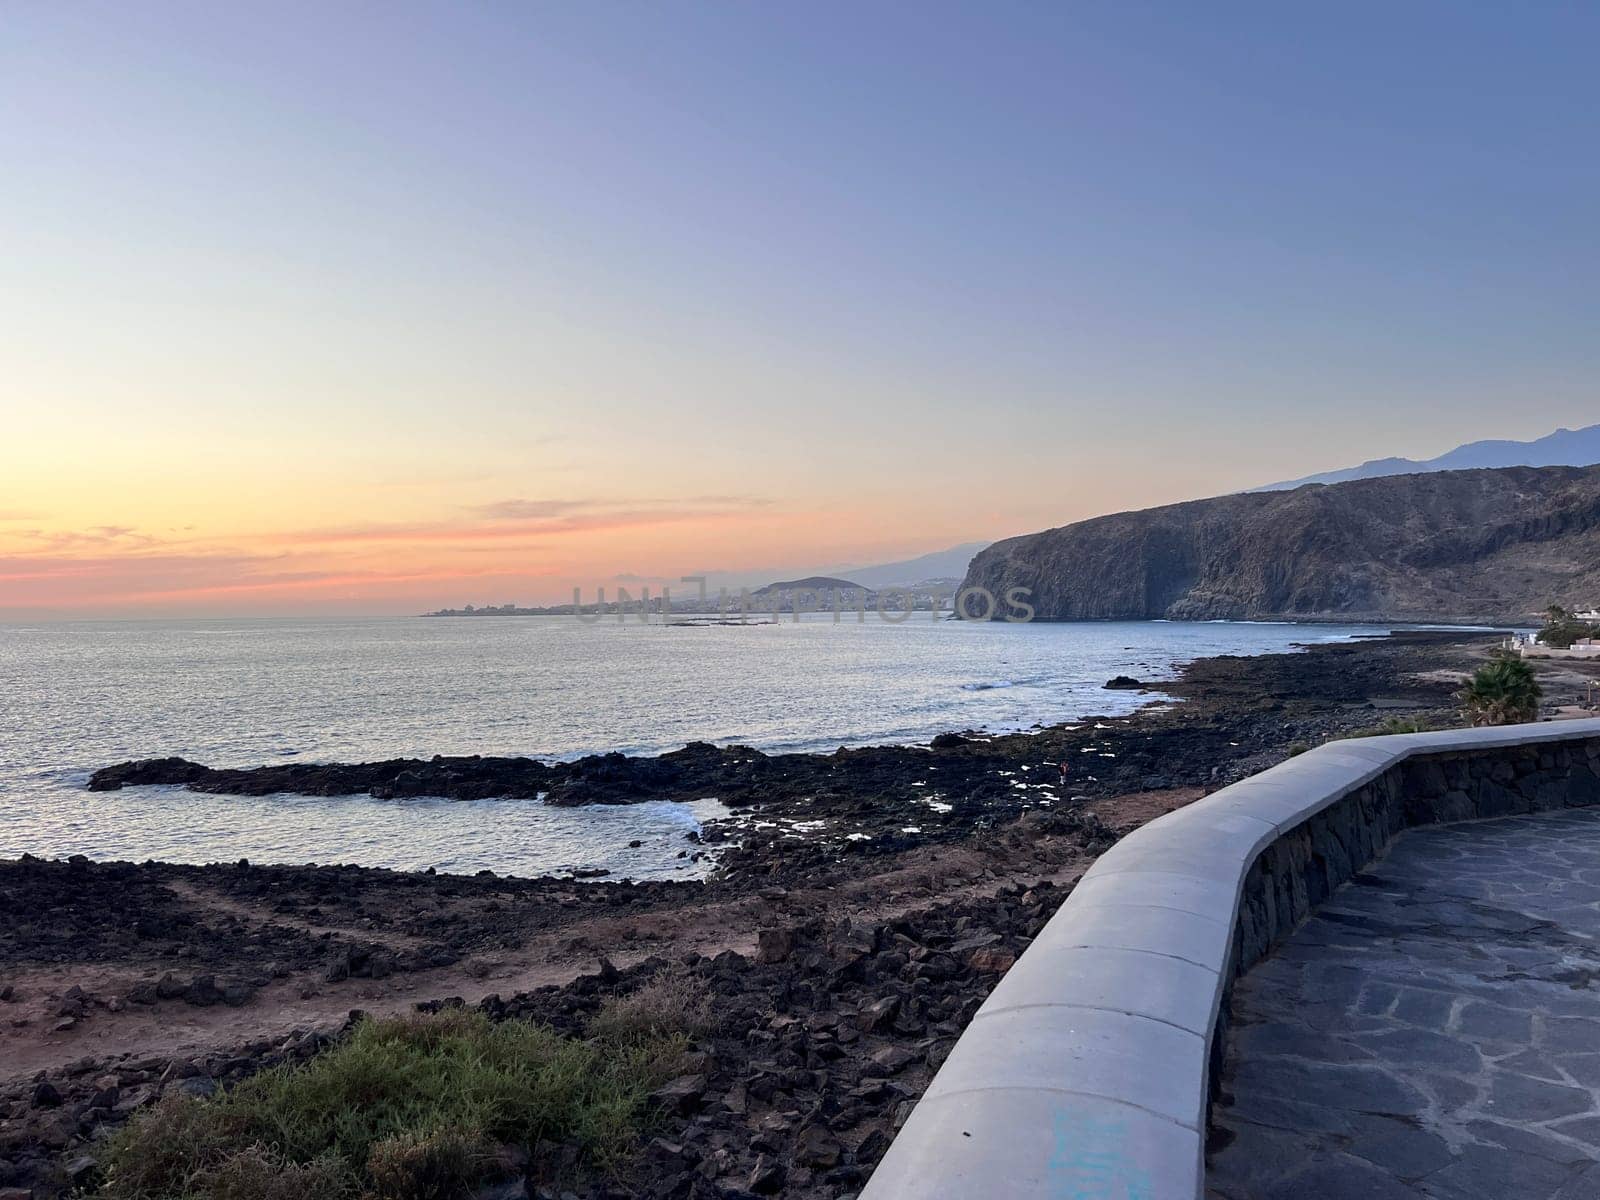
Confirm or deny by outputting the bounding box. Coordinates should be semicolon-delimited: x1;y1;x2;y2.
1209;808;1600;1198
859;719;1600;1200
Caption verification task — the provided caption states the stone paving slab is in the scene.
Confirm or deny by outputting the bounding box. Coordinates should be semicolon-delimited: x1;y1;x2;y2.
1208;808;1600;1199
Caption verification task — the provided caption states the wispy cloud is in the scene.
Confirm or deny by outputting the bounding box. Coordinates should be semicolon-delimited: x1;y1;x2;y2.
0;547;511;606
470;495;772;521
2;525;166;551
0;550;269;589
259;508;739;548
680;495;775;508
471;498;597;520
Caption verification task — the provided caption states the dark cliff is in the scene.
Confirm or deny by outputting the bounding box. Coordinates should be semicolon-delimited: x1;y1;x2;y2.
959;465;1600;623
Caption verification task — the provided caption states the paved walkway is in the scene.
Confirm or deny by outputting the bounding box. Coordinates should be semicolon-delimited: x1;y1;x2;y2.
1208;808;1600;1200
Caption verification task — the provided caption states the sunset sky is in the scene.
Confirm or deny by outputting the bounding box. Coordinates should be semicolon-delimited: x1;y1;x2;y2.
4;3;1597;617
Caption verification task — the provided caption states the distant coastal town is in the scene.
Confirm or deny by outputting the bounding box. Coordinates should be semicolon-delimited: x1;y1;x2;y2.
425;575;967;619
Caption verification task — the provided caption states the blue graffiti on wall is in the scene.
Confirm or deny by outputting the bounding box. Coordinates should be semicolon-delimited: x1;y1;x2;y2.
1047;1107;1155;1200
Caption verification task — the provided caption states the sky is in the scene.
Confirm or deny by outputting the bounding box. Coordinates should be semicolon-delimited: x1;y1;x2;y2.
3;1;1597;618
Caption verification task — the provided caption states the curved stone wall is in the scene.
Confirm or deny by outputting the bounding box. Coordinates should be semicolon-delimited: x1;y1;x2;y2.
859;719;1600;1200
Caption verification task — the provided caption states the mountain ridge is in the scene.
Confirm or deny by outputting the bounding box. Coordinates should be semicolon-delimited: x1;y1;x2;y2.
824;542;990;590
960;464;1600;624
1255;423;1600;491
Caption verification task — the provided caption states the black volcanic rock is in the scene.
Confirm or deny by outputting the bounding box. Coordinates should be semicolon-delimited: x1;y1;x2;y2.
87;757;211;792
960;465;1600;624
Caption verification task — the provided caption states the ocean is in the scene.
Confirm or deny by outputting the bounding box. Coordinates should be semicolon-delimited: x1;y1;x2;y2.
1;614;1395;878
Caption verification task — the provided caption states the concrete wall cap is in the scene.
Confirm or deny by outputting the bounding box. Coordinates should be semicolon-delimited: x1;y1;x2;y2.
922;1004;1208;1130
1030;899;1235;974
976;943;1222;1036
1065;868;1244;920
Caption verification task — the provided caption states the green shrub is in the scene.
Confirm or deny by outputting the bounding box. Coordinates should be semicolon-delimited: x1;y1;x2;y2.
99;1011;687;1199
1539;620;1598;650
1458;655;1542;727
1536;605;1598;649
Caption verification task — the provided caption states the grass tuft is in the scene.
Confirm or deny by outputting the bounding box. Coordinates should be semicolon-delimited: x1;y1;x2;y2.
366;1128;489;1200
587;971;717;1045
1346;716;1440;739
98;1010;689;1199
198;1147;354;1200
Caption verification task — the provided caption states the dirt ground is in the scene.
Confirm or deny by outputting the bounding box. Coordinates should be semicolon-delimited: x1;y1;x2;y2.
0;789;1202;1084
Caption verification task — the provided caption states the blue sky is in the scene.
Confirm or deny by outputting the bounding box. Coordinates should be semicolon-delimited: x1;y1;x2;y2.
2;2;1597;612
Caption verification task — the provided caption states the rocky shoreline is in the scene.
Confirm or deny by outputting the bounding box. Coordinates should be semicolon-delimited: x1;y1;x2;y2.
85;630;1485;876
7;629;1568;1199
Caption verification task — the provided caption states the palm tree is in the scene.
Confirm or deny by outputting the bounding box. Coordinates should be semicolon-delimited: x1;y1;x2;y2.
1458;655;1543;727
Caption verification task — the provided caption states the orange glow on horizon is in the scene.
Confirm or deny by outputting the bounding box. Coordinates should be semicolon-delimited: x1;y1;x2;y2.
0;494;1001;618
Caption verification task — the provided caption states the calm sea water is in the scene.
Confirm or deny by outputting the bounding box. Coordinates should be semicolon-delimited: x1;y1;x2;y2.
1;615;1393;877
